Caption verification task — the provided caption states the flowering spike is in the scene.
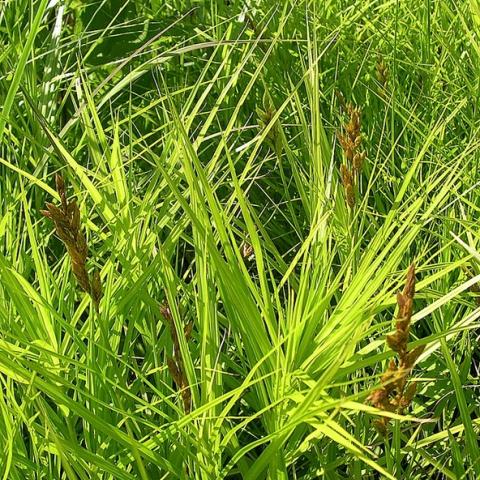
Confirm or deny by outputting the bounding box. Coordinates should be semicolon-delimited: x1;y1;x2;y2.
42;175;101;311
367;263;425;435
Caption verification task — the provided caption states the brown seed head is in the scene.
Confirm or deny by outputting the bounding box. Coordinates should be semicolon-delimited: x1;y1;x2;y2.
367;262;425;434
337;101;366;208
43;175;102;308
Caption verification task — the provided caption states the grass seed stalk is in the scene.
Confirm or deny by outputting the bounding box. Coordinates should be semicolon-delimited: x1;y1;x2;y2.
368;264;425;435
41;175;102;312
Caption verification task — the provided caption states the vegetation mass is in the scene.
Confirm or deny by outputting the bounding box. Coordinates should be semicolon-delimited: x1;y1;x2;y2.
1;0;480;478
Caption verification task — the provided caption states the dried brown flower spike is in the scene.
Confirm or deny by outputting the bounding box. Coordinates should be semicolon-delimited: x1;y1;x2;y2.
42;174;102;312
337;102;367;208
160;302;192;413
368;264;425;435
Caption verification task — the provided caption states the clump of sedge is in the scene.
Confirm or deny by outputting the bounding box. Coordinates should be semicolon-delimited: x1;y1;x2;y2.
337;102;366;208
160;302;193;413
41;175;102;312
368;264;425;435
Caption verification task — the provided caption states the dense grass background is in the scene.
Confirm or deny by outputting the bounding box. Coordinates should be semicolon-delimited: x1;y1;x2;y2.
1;0;480;478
